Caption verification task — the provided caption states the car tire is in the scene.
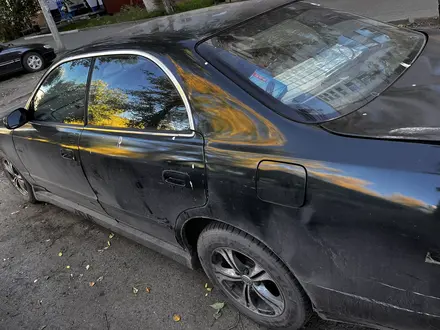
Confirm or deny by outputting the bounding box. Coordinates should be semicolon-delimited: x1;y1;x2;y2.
2;158;36;203
197;222;312;329
22;52;45;73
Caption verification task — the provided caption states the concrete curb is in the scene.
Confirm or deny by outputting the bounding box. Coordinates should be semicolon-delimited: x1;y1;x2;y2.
24;29;79;40
388;16;437;25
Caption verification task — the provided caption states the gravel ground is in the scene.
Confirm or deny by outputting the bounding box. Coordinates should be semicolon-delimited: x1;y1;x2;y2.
0;72;370;330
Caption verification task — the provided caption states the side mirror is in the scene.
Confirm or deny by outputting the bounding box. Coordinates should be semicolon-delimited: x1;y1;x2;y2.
3;108;28;129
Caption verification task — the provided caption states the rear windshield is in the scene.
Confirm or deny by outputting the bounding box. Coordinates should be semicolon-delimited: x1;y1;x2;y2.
197;3;426;123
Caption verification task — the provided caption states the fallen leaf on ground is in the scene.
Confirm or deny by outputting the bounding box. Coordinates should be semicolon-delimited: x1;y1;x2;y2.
210;302;225;311
132;287;139;294
66;265;70;269
89;282;95;287
145;287;151;293
211;302;225;320
86;265;90;270
58;252;63;257
96;276;104;282
172;314;181;322
109;233;114;239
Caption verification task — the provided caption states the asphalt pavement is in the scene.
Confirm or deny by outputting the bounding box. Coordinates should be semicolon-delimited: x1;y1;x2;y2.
315;0;437;22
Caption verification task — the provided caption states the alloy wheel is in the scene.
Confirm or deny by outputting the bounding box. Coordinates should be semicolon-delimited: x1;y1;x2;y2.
211;247;285;317
27;55;42;70
2;159;28;196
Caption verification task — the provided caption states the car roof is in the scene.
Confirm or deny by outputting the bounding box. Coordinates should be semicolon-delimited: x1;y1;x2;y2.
64;0;296;57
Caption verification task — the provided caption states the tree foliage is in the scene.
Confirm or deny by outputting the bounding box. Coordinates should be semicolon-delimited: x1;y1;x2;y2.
0;0;40;41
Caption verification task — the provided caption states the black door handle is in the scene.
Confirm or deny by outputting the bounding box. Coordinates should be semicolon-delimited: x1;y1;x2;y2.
60;148;75;160
162;170;190;187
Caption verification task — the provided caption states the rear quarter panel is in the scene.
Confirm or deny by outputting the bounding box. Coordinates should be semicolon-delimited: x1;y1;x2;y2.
174;51;440;330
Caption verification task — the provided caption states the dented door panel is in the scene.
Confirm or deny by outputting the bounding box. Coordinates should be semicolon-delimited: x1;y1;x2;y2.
79;129;206;245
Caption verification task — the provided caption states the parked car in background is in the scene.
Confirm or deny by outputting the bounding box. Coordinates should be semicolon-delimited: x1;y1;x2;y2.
0;43;56;77
1;0;440;329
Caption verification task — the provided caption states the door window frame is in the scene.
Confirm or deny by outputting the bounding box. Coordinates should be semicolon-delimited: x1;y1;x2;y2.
25;50;195;137
26;58;93;128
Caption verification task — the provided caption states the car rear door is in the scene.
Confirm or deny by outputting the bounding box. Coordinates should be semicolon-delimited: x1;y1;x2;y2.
78;53;206;244
13;58;102;211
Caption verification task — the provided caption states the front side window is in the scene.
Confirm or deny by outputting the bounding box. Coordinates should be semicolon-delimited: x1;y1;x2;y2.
33;59;91;124
88;55;190;132
198;3;425;123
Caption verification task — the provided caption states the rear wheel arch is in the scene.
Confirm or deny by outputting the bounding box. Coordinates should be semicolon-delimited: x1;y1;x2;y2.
179;216;311;295
21;49;42;61
179;216;214;254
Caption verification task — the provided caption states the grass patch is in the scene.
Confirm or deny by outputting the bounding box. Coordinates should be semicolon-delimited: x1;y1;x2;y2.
58;0;216;32
59;6;165;32
175;0;215;13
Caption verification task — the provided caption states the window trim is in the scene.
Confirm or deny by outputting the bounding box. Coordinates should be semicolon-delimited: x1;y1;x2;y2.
26;50;195;137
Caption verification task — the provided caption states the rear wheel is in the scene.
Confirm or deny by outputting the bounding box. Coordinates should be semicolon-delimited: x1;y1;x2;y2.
23;52;45;73
197;223;311;329
2;158;36;203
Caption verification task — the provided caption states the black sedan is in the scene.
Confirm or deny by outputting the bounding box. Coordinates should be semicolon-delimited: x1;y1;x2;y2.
1;1;439;329
0;42;56;76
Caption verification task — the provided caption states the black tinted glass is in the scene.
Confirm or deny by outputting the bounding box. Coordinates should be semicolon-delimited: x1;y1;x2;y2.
199;3;425;123
88;55;190;131
33;59;90;124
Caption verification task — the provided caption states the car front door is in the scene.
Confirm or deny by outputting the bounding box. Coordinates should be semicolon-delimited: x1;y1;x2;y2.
13;58;102;211
78;54;206;244
0;45;22;75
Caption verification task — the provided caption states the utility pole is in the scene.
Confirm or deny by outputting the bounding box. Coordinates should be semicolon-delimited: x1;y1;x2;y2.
142;0;158;12
36;0;65;51
162;0;174;14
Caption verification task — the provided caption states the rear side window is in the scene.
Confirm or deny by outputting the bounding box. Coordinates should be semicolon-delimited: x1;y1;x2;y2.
33;59;91;124
87;55;190;131
198;3;425;123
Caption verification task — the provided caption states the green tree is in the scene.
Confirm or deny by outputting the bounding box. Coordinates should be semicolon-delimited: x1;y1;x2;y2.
88;80;129;127
0;0;40;41
126;70;186;129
